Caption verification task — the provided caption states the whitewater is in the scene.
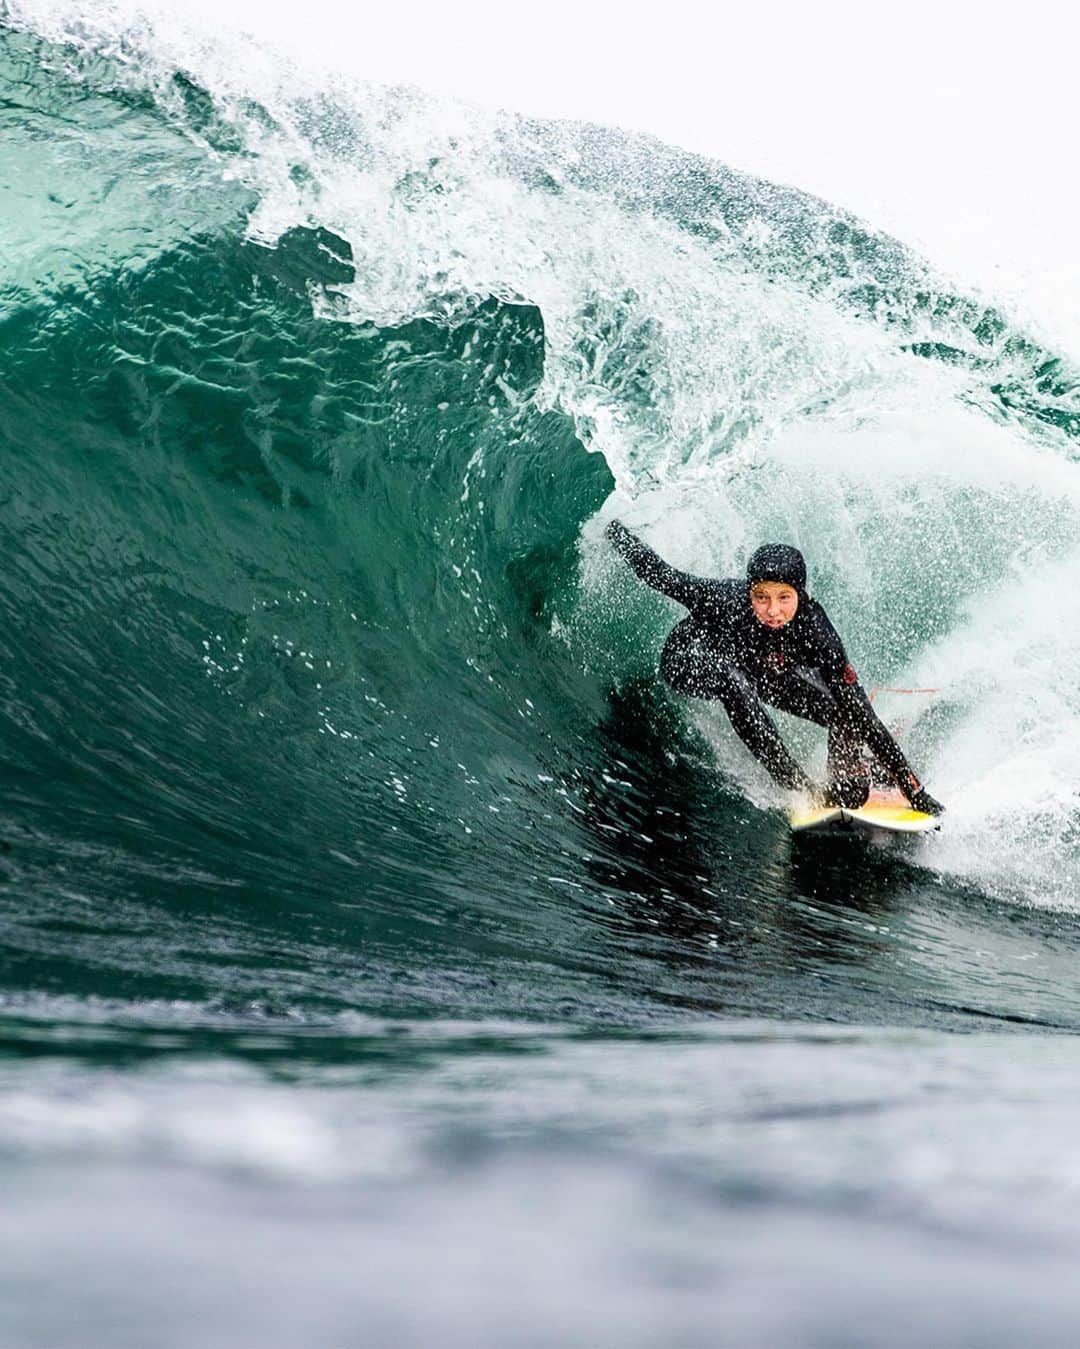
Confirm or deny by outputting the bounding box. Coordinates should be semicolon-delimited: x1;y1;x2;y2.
3;4;1080;1345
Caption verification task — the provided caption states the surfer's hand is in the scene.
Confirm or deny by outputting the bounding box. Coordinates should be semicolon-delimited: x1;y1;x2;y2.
604;519;638;556
909;786;944;816
898;771;944;816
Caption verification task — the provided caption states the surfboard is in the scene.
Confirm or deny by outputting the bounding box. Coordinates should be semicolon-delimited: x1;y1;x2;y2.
790;787;940;835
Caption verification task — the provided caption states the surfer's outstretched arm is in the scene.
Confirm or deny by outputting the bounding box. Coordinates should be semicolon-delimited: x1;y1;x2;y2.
605;520;713;608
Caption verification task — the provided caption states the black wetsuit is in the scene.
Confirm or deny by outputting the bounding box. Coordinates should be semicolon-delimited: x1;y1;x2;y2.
609;523;918;795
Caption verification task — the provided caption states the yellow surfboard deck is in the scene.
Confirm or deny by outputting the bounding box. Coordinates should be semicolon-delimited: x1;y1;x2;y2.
789;789;940;835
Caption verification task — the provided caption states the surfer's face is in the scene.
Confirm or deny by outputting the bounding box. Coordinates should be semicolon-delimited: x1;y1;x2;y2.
750;581;799;629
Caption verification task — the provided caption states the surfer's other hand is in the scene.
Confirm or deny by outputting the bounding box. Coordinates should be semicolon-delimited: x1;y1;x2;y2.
604;518;629;543
909;786;945;816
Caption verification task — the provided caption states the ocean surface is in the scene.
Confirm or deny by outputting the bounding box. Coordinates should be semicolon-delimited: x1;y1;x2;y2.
4;9;1080;1346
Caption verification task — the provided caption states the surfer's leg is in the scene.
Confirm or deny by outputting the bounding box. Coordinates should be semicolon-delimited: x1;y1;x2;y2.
763;669;869;800
760;668;830;725
715;666;816;791
826;722;870;785
663;651;814;791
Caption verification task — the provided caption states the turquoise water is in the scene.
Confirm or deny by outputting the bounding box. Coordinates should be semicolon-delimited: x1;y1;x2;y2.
5;16;1080;1345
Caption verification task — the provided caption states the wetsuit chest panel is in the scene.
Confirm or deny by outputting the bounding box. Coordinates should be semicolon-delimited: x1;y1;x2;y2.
682;586;824;674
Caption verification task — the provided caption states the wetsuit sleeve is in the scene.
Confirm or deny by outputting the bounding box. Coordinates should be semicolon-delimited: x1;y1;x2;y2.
811;605;917;786
605;520;713;609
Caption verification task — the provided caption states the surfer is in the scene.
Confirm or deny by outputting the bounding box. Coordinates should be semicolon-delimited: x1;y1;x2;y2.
605;520;944;814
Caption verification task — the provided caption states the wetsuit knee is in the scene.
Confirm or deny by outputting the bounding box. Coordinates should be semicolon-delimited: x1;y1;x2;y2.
661;635;811;791
661;629;752;705
707;662;757;709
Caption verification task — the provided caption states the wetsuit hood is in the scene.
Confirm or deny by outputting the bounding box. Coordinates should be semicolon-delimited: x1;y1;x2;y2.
746;543;807;594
